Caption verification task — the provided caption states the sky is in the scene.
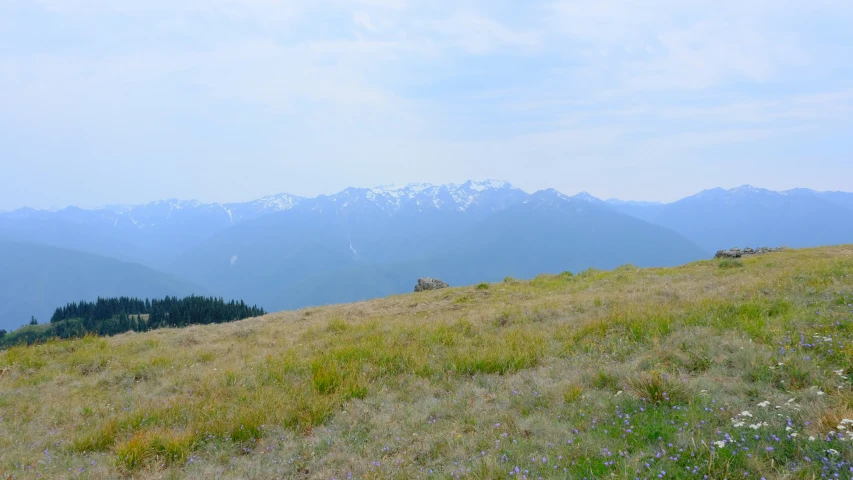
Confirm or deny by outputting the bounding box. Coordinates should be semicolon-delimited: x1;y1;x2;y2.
1;0;851;210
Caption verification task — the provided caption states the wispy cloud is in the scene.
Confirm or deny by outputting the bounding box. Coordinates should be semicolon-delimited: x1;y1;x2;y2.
433;12;541;54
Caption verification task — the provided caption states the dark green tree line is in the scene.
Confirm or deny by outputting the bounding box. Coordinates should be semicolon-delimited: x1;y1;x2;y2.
2;296;265;349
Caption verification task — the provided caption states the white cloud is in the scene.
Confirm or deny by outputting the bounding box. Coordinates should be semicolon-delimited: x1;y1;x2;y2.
1;0;852;208
543;0;847;91
433;12;540;54
353;11;379;32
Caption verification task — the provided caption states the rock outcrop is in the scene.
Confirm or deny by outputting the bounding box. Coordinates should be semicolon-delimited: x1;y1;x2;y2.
714;247;785;259
414;278;450;292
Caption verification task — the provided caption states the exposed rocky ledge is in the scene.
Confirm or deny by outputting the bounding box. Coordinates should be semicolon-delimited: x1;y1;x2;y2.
715;247;785;259
414;278;450;292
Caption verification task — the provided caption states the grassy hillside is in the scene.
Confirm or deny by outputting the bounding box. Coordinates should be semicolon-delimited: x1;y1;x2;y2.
1;246;852;479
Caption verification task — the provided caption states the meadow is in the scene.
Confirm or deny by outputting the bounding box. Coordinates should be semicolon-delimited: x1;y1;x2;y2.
1;246;852;479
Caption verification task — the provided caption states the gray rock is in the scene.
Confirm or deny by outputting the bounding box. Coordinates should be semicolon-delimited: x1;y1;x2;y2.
414;278;450;292
714;247;785;259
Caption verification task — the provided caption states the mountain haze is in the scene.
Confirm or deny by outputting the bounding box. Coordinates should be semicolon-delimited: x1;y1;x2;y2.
609;186;853;252
2;181;852;325
0;241;205;332
168;183;707;311
0;195;306;269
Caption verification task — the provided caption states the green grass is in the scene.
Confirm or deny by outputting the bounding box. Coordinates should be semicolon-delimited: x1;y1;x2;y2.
1;246;853;478
718;258;745;269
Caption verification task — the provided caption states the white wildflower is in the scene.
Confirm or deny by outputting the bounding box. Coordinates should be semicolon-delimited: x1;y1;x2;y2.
758;401;771;408
713;441;726;448
740;411;753;417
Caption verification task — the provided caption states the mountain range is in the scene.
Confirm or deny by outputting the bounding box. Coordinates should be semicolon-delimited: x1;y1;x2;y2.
2;180;852;331
605;185;853;252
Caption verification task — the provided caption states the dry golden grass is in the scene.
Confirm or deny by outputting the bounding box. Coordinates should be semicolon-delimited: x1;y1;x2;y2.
1;246;853;478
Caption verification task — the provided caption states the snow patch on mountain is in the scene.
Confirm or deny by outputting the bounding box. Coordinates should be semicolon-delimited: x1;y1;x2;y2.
465;179;510;191
571;192;599;203
221;206;234;224
0;180;611;227
251;193;301;211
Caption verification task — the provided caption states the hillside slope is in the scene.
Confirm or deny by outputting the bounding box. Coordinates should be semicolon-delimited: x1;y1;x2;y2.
0;241;206;331
1;246;852;479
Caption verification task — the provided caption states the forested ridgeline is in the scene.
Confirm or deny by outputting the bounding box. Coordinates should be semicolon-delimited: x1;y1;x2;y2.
0;296;265;348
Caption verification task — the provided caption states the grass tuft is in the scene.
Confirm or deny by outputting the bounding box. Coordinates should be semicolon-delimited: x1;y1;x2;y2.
718;258;745;269
114;428;196;470
628;371;691;404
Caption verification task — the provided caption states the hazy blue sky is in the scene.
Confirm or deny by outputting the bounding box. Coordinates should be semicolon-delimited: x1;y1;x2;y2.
1;0;851;210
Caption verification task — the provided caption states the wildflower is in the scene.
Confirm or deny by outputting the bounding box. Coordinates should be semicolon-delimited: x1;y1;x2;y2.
757;401;770;408
713;441;726;448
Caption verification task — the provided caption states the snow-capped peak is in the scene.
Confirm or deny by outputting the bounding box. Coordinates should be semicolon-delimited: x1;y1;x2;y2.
307;180;521;214
571;191;600;203
369;180;511;196
149;198;203;209
529;188;572;202
370;182;432;195
730;185;766;194
464;179;511;192
251;193;302;212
